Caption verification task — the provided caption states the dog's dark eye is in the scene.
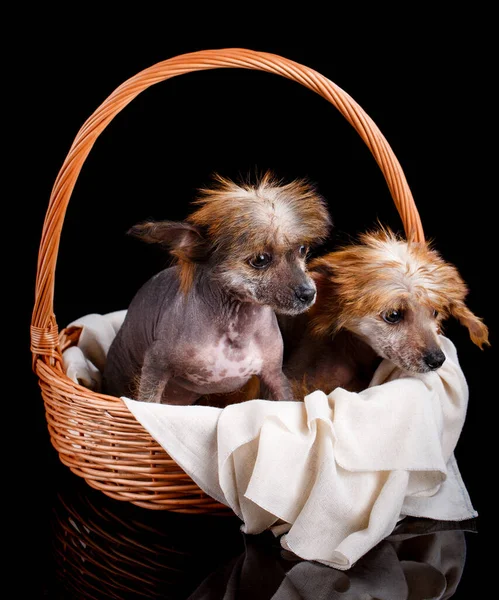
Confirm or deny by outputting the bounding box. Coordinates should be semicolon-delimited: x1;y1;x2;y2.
382;309;403;324
433;309;439;318
298;245;308;258
249;253;272;269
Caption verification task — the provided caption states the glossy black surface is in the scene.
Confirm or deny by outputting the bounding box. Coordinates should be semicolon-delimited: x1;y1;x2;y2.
18;27;495;599
31;450;480;599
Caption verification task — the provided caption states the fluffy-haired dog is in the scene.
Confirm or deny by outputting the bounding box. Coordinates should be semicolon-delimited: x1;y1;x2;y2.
102;172;331;406
280;227;489;395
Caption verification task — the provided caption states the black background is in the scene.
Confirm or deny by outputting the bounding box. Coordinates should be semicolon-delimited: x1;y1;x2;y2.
16;17;496;598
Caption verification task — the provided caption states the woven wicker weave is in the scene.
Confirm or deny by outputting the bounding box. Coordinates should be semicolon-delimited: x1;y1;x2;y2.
30;48;424;513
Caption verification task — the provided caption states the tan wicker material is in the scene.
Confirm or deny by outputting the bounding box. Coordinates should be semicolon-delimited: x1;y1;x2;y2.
30;48;424;512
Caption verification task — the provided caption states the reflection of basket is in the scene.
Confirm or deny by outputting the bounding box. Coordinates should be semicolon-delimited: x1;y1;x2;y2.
50;471;244;599
50;472;472;599
30;48;424;512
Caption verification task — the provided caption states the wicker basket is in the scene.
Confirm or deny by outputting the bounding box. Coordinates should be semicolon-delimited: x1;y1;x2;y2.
30;48;424;513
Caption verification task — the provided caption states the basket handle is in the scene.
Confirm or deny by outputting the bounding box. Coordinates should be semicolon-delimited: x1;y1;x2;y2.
30;48;424;365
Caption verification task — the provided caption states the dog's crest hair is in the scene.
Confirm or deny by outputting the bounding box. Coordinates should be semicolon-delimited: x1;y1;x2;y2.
188;171;332;252
309;226;489;349
130;172;331;295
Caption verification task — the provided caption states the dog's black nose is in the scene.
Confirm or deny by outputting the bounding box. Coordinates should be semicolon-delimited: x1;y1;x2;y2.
295;285;316;304
423;349;446;370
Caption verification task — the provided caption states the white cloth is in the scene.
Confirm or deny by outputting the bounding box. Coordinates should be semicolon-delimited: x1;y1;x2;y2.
62;310;126;391
63;311;477;570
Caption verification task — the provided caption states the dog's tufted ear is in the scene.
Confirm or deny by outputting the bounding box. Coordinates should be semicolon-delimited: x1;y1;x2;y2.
128;220;209;262
449;302;490;349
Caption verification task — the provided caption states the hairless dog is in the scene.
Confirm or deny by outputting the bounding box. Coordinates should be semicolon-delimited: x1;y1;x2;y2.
103;172;331;406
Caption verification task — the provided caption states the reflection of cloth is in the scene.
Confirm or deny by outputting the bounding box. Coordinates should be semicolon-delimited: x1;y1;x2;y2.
62;312;477;570
188;521;471;599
